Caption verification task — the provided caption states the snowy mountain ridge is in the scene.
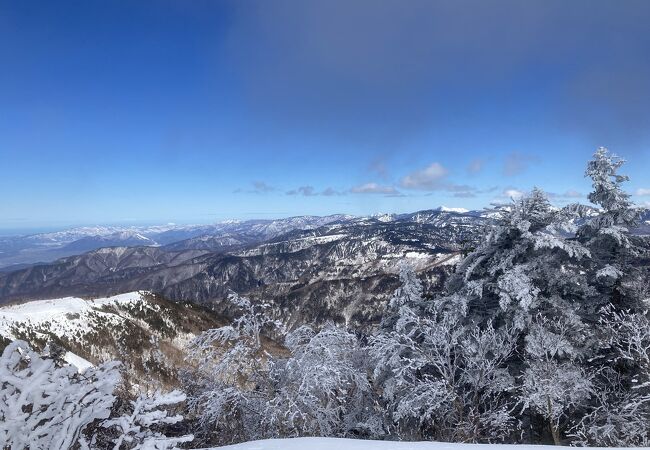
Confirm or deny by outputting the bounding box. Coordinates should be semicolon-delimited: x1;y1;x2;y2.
0;214;355;269
0;213;475;329
1;204;647;330
0;291;224;388
0;291;152;341
4;206;645;270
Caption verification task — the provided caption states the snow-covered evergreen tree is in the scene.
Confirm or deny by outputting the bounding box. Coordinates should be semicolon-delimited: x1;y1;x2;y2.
370;264;518;442
418;148;650;444
435;187;597;442
561;148;650;445
583;147;639;235
578;147;643;312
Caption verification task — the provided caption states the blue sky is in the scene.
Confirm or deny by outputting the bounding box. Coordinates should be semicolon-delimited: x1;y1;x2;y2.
1;0;650;230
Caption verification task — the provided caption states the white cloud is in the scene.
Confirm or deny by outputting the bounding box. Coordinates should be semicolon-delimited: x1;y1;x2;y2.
400;163;449;190
350;182;398;194
635;188;650;196
503;188;524;199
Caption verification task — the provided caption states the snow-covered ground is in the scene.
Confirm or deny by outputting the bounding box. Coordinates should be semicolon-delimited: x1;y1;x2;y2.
438;206;470;214
210;437;588;450
0;291;148;340
0;292;149;371
62;351;93;371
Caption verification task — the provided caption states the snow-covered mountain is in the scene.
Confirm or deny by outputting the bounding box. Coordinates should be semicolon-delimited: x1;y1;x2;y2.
61;230;157;252
0;209;481;329
1;206;647;329
0;291;224;387
7;205;638;270
0;215;353;269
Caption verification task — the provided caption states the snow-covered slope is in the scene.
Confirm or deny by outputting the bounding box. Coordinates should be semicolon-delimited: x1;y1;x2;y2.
0;292;144;340
437;206;470;213
0;291;223;387
211;437;583;450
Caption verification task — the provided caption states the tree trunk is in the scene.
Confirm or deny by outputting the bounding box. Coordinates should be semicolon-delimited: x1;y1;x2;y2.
547;396;561;445
550;422;561;445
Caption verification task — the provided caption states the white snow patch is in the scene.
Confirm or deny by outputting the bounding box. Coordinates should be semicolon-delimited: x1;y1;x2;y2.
438;254;463;266
404;251;431;259
89;291;148;307
209;437;582;450
0;291;148;340
63;351;94;372
439;206;470;213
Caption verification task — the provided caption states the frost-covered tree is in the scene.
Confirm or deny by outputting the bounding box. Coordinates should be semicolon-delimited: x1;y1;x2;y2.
102;390;193;449
425;148;650;445
436;186;599;443
377;262;426;332
183;292;283;445
184;290;378;445
446;187;592;328
370;265;518;442
570;307;650;445
577;147;645;314
556;149;650;446
0;340;119;450
265;324;375;438
0;340;192;450
571;369;650;446
583;147;639;234
521;315;593;445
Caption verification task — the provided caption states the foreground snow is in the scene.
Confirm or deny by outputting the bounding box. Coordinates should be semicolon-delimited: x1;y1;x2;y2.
211;437;602;450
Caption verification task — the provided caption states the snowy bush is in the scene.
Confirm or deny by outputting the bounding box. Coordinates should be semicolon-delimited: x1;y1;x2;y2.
267;324;374;438
0;340;119;449
0;340;193;450
183;293;284;445
102;390;193;449
184;292;377;446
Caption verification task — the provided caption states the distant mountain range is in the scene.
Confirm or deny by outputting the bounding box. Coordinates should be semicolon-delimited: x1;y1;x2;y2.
0;209;488;270
1;206;648;329
0;215;353;269
0;208;492;327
